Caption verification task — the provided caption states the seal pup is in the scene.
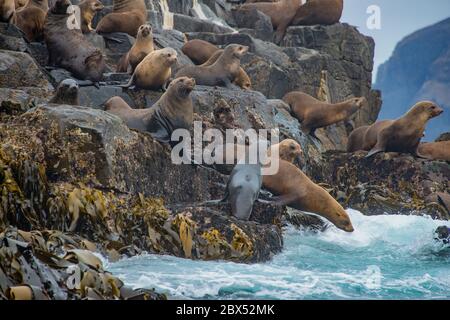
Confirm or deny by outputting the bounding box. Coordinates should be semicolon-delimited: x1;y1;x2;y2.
282;91;367;140
223;163;262;221
292;0;343;26
417;141;450;161
122;47;177;90
49;79;80;105
347;125;369;152
262;159;354;232
105;77;195;144
236;0;301;44
95;0;147;37
78;0;104;34
44;0;106;82
175;44;249;89
0;0;16;24
366;101;443;158
116;24;154;73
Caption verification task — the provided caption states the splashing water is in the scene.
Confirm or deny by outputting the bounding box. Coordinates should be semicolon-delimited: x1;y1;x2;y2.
108;210;450;300
159;0;174;30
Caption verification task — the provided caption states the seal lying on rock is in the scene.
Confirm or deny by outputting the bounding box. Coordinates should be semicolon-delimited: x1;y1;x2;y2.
117;24;154;73
417;141;450;162
78;0;104;34
236;0;301;44
15;4;46;41
347;125;369;152
44;0;106;82
175;44;248;89
263;159;354;232
95;0;147;37
224;163;262;221
182;40;252;90
365;101;443;158
282;91;367;140
49;79;80;105
105;77;195;144
122;47;177;90
291;0;343;27
0;0;17;23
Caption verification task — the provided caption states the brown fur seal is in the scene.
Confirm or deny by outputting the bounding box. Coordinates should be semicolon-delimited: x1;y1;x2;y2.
123;47;177;90
105;77;195;143
15;4;46;41
96;0;147;37
14;0;28;9
282;91;367;139
366;101;444;158
417;141;450;161
49;79;80;105
117;24;153;73
181;39;218;65
292;0;343;26
346;125;369;152
0;0;16;23
44;0;106;82
236;0;301;44
78;0;104;34
175;44;249;89
263;159;354;232
268;139;303;164
202;49;252;90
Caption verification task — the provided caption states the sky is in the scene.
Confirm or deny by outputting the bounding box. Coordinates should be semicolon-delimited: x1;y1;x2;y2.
340;0;450;81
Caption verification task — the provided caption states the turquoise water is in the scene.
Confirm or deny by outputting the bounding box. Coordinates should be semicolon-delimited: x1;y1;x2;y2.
108;210;450;300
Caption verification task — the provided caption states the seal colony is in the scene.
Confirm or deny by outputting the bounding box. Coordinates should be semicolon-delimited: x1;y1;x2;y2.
1;0;449;282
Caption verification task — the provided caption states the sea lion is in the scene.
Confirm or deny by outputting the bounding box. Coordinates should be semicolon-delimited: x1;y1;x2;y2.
123;47;177;90
291;0;343;26
236;0;301;44
116;24;153;73
105;76;195;144
282;91;367;139
49;79;80;105
15;5;46;41
14;0;28;9
44;0;106;82
181;39;218;65
268;139;303;164
417;141;450;161
224;163;262;221
262;159;354;232
0;0;16;23
175;44;249;89
78;0;104;34
366;101;444;158
201;49;252;90
347;125;369;152
95;0;147;37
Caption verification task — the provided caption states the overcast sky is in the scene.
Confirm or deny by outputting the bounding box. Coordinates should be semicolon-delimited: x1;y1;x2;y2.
340;0;450;80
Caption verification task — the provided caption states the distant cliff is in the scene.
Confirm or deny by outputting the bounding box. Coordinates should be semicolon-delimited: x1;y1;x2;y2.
375;18;450;141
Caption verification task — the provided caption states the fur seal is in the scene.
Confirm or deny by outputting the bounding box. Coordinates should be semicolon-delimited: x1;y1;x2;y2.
224;163;262;221
181;39;218;65
44;0;106;82
22;0;47;11
236;0;301;44
0;0;16;23
292;0;343;26
78;0;104;34
263;159;354;232
417;141;450;161
117;24;153;73
182;40;252;90
49;79;80;105
268;139;303;164
282;91;367;139
346;125;369;152
122;47;177;90
105;76;195;143
95;0;147;37
15;4;46;41
175;44;249;89
14;0;28;9
366;101;443;158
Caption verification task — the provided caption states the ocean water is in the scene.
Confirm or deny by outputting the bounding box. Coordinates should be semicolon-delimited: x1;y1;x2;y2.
108;210;450;300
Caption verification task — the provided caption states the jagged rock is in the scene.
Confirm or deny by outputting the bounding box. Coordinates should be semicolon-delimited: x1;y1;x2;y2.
0;88;41;115
173;14;235;34
310;151;450;219
0;50;53;93
232;8;273;42
436;132;450;142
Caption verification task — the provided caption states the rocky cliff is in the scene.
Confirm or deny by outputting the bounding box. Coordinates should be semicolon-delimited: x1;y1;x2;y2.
0;0;448;300
375;18;450;141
